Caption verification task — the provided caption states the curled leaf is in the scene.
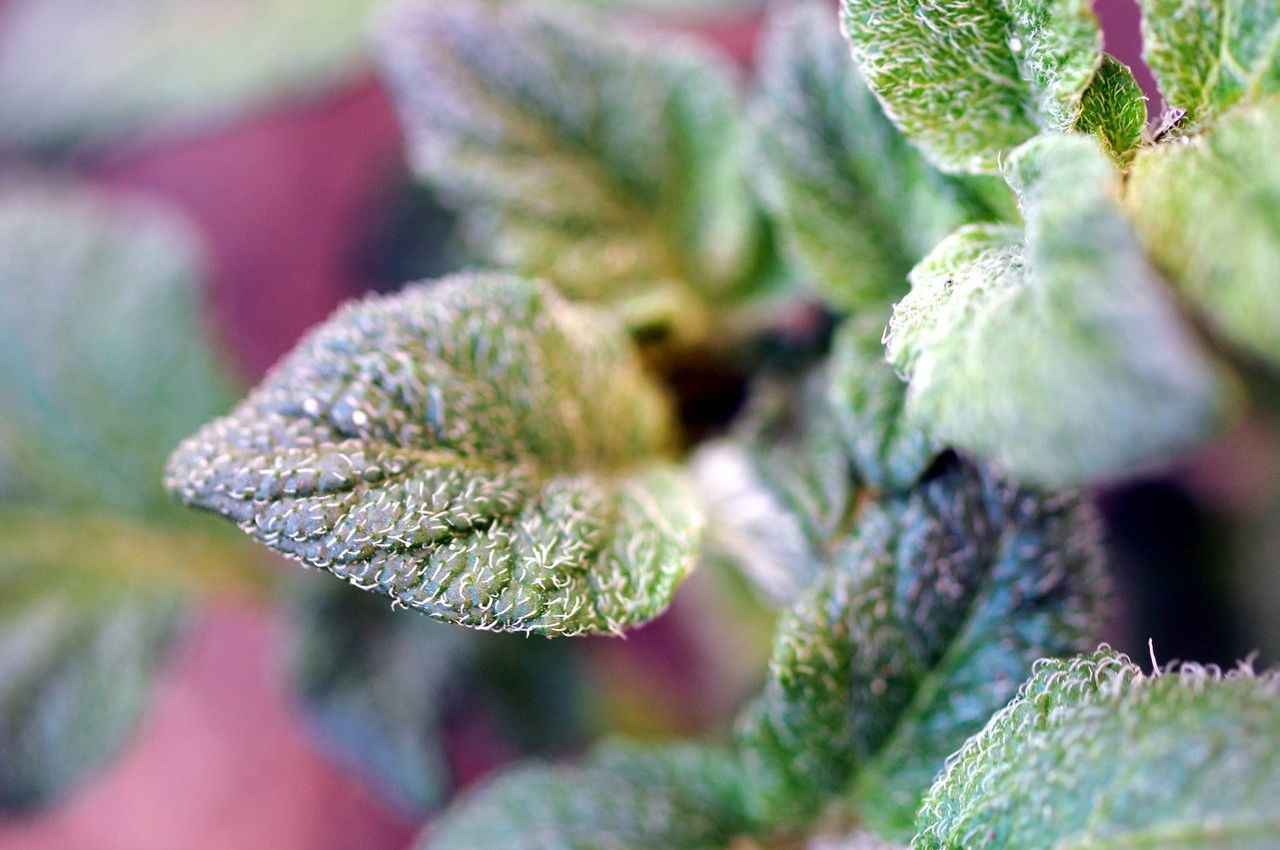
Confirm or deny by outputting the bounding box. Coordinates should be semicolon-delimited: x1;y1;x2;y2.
167;274;703;636
738;460;1106;839
887;134;1235;485
1074;55;1147;166
916;647;1280;849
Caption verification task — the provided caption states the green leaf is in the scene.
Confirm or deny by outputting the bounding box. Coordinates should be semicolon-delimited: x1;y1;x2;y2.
915;647;1280;849
827;318;938;495
1074;55;1147;166
0;0;379;151
378;1;760;329
692;371;858;608
0;184;235;514
0;183;252;812
887;134;1236;486
288;575;471;814
0;577;179;812
838;0;1103;173
167;273;703;636
752;2;981;309
737;460;1106;840
1127;96;1280;371
421;741;752;850
1140;0;1280;128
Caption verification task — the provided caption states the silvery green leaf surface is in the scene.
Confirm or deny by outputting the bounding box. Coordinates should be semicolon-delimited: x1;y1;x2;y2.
167;273;703;636
1074;55;1147;166
887;134;1236;486
915;648;1280;849
1127;96;1280;371
378;1;761;329
692;372;858;608
288;576;472;814
0;185;236;514
1140;0;1280;128
0;183;250;812
0;0;379;151
827;318;938;495
838;0;1103;173
420;741;752;850
737;460;1106;840
752;2;983;309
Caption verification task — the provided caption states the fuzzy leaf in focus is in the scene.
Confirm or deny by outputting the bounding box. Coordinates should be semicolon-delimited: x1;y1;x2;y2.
1127;96;1280;371
915;647;1280;848
167;273;702;636
737;460;1106;839
752;2;988;309
0;184;249;811
1140;0;1280;128
287;576;472;814
1074;55;1147;166
0;0;379;151
887;134;1235;486
378;1;761;333
837;0;1103;173
420;741;752;850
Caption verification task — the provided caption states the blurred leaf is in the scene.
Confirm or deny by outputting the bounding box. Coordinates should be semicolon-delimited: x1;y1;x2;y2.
0;185;235;514
377;1;762;335
693;372;858;608
0;183;250;812
737;460;1106;840
915;648;1280;848
752;2;982;310
887;134;1236;486
1140;0;1280;128
1127;96;1280;371
167;274;703;636
289;576;472;814
837;0;1103;173
421;740;752;850
0;0;379;151
1074;55;1147;166
827;318;938;495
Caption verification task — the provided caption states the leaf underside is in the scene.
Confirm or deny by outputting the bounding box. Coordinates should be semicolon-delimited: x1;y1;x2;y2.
167;273;703;636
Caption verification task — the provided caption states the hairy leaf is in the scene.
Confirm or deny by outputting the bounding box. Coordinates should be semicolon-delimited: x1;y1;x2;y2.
887;134;1235;485
1128;96;1280;370
421;741;752;850
378;1;760;326
916;648;1280;849
738;460;1106;839
827;318;938;495
1074;55;1147;165
838;0;1103;173
1140;0;1280;127
0;0;378;150
0;183;248;812
753;2;981;309
288;576;471;813
167;274;702;636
